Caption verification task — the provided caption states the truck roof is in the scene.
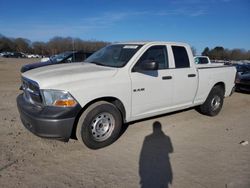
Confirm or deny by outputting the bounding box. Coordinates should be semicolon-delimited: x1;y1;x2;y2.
115;41;190;46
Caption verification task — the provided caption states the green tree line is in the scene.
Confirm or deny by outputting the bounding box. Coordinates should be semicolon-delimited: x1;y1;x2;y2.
202;46;250;60
0;34;109;56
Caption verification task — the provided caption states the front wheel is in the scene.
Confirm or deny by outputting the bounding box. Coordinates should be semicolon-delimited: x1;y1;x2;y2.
76;101;122;149
199;86;224;116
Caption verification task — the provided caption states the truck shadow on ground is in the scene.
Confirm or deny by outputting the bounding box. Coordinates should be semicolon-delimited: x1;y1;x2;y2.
120;107;195;137
139;121;173;188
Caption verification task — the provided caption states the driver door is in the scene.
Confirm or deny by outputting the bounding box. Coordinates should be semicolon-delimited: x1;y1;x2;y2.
130;45;174;118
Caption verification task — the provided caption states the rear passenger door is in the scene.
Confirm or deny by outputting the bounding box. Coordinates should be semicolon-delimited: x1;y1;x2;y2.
171;45;198;107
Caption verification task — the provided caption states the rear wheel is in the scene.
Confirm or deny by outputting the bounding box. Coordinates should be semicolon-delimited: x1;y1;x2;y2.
199;85;224;116
76;101;122;149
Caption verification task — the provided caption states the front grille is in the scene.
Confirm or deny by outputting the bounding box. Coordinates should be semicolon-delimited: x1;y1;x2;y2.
22;78;43;105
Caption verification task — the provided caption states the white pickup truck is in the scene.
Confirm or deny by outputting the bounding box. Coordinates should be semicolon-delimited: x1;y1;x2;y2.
194;56;211;65
195;56;225;69
17;42;236;149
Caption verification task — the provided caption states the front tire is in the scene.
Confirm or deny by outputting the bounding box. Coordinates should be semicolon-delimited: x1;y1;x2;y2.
76;101;122;149
199;86;224;116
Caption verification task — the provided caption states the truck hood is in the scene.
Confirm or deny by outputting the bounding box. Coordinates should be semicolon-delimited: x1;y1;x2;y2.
22;62;118;89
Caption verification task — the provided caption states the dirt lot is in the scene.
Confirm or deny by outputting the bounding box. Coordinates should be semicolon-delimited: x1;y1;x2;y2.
0;57;249;188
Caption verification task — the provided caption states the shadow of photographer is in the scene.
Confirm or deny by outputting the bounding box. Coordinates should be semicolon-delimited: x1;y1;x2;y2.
139;121;174;188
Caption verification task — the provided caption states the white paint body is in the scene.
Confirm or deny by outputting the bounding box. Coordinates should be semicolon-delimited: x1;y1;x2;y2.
23;42;236;122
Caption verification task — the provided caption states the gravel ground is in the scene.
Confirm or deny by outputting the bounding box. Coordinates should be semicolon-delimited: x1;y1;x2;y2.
0;57;250;188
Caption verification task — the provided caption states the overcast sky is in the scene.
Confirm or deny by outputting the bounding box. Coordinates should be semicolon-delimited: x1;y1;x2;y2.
0;0;249;53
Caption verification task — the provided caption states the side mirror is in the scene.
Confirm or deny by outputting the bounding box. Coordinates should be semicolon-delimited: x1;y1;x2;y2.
133;60;159;72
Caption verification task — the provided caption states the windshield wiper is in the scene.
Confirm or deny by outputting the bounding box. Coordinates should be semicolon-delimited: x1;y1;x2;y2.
89;61;106;66
87;61;119;68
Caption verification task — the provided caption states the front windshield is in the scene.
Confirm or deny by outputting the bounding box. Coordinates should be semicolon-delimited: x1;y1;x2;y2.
50;52;72;63
85;44;142;67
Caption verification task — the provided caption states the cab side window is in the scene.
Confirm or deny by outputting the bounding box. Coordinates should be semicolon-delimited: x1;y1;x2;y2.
172;46;190;68
137;45;168;69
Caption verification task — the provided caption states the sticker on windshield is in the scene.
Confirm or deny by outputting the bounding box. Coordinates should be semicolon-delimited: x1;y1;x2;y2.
123;45;138;49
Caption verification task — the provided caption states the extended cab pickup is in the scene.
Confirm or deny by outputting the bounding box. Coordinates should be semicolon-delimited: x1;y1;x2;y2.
17;42;236;149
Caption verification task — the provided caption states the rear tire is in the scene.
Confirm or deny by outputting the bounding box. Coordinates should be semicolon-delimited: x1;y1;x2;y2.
199;86;224;116
76;101;122;149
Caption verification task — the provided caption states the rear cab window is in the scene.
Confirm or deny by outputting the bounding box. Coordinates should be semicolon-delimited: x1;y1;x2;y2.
172;46;190;68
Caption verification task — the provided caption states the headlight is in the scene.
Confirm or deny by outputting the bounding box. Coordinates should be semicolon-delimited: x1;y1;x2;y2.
41;90;78;107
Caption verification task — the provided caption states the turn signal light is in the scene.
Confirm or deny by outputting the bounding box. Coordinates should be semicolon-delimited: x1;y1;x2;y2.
53;99;77;107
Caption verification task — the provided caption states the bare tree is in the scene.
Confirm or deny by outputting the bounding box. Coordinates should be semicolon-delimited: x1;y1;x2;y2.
32;41;48;55
15;38;30;53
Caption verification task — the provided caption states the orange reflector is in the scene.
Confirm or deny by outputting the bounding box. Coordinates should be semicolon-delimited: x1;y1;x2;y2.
54;99;77;107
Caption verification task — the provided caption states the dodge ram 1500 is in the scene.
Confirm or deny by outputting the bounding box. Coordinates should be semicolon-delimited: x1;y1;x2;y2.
17;42;236;149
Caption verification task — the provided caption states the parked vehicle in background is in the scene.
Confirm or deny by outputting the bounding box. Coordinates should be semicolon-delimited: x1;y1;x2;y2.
17;41;236;149
194;56;211;64
0;52;10;57
27;54;40;58
195;56;225;68
2;52;26;58
40;57;50;62
21;51;93;73
17;52;27;58
235;63;250;92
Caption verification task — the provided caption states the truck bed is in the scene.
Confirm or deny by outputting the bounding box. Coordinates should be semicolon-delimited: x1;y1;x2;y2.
194;65;236;104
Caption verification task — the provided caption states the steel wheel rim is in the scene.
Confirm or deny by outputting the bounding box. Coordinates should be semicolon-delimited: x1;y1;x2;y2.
90;112;115;142
211;95;221;111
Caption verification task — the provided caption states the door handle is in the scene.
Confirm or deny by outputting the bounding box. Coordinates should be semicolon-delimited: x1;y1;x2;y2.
162;76;172;80
188;74;196;77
